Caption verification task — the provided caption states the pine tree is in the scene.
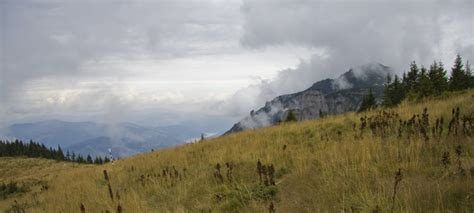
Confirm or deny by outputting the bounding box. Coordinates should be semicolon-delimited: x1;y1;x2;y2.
428;61;448;95
358;89;377;112
56;145;65;160
285;110;298;122
418;66;433;98
392;75;405;105
406;61;420;91
401;72;408;92
76;155;84;163
449;54;469;91
94;156;103;164
383;74;393;106
86;155;93;164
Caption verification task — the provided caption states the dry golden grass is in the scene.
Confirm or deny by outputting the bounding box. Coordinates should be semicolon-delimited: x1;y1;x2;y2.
1;89;473;212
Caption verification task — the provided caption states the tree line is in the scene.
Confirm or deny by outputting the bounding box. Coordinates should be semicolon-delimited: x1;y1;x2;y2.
359;54;473;111
0;139;110;164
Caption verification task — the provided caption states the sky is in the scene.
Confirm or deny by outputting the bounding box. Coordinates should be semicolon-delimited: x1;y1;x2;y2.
0;0;473;131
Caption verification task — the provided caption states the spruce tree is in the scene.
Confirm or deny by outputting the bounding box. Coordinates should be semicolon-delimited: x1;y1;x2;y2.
406;61;420;91
285;110;298;122
383;74;399;107
418;66;433;98
77;155;84;163
383;74;392;106
56;145;65;160
391;75;405;105
86;155;93;164
428;61;448;95
358;89;377;112
449;54;469;91
401;72;408;92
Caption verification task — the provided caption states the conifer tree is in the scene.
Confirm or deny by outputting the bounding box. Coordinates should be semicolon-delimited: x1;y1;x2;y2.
358;88;377;112
401;72;408;92
56;145;65;160
449;54;469;91
391;75;404;105
383;74;394;106
285;110;298;122
418;66;433;98
86;155;93;164
94;156;103;164
406;61;420;91
428;61;448;94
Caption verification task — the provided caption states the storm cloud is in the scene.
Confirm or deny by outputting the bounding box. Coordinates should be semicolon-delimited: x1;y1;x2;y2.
1;0;241;97
219;0;473;116
0;0;247;126
0;0;473;130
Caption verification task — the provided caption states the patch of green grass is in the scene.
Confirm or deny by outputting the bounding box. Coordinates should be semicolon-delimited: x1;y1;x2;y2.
0;182;27;200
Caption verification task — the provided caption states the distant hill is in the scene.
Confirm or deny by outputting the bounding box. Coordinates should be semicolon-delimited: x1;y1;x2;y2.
1;120;204;157
226;63;391;133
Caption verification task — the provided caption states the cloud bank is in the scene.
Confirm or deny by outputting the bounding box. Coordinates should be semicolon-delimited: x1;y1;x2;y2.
1;0;473;131
217;0;473;116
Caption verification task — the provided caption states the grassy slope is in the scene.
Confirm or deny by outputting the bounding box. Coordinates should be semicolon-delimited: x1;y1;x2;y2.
1;90;473;212
0;158;93;210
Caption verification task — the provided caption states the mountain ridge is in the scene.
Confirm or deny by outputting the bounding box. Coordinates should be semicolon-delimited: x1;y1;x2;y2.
226;63;391;133
1;120;203;157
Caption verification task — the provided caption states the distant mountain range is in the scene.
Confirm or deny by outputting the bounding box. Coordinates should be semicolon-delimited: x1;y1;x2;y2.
226;63;391;133
1;120;206;157
1;63;392;157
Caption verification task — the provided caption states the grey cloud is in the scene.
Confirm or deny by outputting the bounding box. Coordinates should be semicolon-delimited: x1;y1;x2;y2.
1;0;473;129
0;0;242;128
218;0;473;117
458;45;474;62
241;0;472;69
0;0;241;101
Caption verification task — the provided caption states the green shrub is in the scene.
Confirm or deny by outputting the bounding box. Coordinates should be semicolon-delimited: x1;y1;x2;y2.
0;182;26;200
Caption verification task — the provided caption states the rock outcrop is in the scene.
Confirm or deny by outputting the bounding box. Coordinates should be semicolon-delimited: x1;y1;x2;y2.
226;63;391;134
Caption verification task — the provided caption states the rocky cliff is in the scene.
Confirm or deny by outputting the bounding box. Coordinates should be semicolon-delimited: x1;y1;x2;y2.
226;63;391;133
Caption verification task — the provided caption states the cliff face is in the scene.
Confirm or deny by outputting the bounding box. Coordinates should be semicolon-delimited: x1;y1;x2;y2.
226;63;390;134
